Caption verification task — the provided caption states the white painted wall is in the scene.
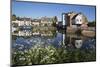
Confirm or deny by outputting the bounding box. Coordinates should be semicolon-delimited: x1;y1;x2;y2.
75;14;83;24
19;21;24;26
31;21;40;26
62;14;66;25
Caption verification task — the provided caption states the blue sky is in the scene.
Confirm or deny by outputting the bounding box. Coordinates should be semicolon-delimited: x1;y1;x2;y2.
12;1;96;22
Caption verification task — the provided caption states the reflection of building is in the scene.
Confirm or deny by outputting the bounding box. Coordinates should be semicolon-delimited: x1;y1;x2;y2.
32;32;40;36
62;12;88;30
40;31;54;36
12;18;32;36
66;34;83;49
12;20;19;32
31;19;40;26
12;16;56;36
75;40;83;48
18;30;32;36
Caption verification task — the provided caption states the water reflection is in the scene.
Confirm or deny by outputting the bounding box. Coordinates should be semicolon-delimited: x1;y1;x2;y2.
12;28;64;51
65;34;96;50
12;28;96;51
12;27;96;65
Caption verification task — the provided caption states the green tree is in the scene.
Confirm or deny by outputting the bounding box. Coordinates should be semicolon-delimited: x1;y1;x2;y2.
52;16;58;27
16;17;21;20
88;20;96;27
12;14;16;21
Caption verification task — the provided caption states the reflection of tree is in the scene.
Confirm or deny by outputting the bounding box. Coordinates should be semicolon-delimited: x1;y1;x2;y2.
32;27;57;37
40;29;56;38
51;29;57;37
44;24;48;27
13;23;18;27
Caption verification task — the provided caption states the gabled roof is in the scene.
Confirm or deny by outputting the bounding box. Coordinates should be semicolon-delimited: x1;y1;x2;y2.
31;19;41;22
71;14;79;20
16;17;31;21
41;17;52;22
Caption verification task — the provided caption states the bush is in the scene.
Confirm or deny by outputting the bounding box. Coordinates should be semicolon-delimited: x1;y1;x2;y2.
12;45;96;66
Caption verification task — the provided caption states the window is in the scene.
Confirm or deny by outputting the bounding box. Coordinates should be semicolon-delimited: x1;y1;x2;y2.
80;19;81;22
76;19;79;22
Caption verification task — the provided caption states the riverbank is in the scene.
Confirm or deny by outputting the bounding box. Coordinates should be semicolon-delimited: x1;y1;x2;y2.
67;27;95;37
81;30;95;37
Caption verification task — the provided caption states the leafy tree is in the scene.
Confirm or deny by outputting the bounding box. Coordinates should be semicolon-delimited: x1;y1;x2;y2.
52;16;58;27
88;20;96;27
12;14;16;21
16;17;21;20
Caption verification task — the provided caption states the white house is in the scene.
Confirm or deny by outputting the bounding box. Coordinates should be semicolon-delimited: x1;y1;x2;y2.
18;21;25;26
41;17;53;26
12;20;31;27
74;14;83;24
63;12;88;29
72;13;88;25
24;21;31;26
72;13;88;31
31;22;40;26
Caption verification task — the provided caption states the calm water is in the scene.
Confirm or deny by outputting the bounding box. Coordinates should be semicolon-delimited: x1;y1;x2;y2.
65;34;96;50
12;28;96;51
12;30;63;51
